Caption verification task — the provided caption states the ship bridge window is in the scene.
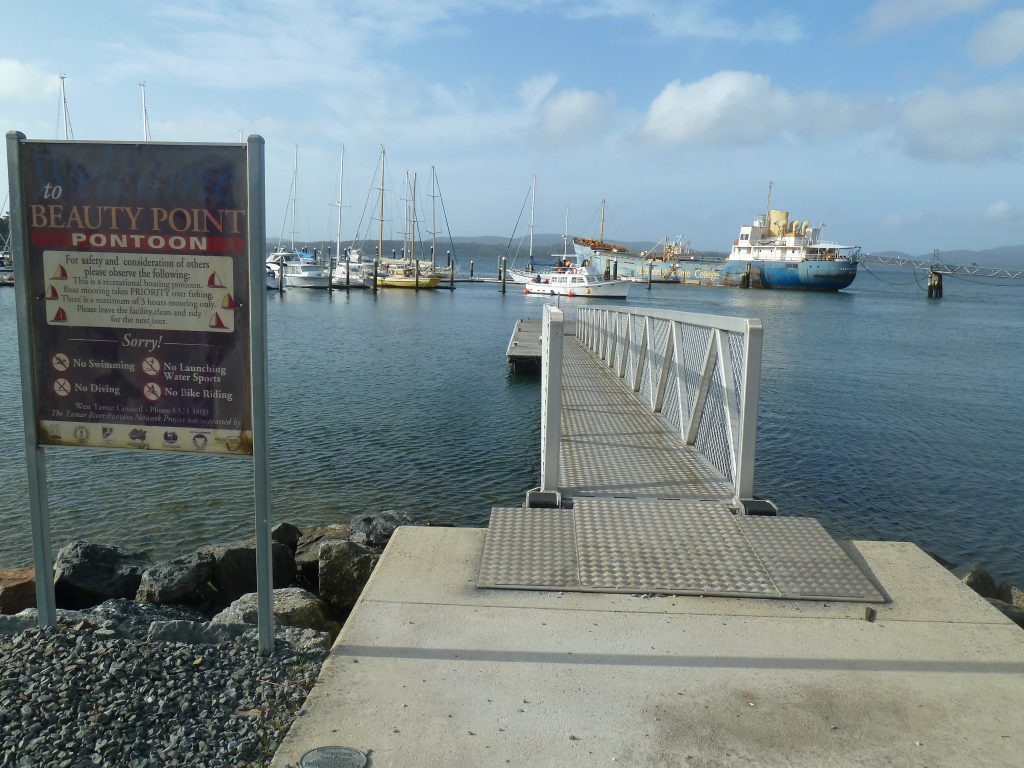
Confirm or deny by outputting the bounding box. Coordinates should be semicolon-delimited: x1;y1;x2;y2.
740;233;749;241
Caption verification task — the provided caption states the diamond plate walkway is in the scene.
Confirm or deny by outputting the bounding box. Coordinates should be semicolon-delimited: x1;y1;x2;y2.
486;323;883;603
559;340;734;501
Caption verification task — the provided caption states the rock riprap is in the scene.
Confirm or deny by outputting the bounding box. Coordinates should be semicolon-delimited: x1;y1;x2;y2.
0;607;326;768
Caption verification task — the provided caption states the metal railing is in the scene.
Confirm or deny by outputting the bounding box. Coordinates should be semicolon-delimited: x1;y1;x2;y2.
575;305;764;506
526;306;564;508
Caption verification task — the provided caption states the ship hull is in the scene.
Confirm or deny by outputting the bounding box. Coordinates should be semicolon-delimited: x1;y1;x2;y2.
683;260;858;291
577;247;856;291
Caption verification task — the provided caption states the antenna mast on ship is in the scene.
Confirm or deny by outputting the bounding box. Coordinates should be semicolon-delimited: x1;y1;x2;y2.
765;180;773;223
139;82;151;141
58;74;74;140
599;199;605;243
563;206;569;256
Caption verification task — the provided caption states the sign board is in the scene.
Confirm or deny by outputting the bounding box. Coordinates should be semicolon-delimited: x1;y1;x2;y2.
15;141;252;454
8;134;273;652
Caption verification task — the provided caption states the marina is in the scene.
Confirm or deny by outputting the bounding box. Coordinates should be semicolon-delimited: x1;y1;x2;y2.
3;272;1021;585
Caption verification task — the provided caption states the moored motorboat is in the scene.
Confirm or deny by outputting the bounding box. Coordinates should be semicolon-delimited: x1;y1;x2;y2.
331;248;373;288
522;259;629;298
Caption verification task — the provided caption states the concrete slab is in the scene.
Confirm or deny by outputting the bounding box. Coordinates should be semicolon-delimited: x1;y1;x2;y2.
272;527;1024;768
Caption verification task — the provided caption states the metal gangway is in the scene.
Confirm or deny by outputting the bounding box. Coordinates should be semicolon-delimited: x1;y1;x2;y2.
481;305;882;602
858;252;1024;279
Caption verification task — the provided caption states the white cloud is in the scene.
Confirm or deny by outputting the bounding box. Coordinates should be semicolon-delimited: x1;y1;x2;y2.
897;82;1024;161
0;59;58;101
539;89;613;142
638;71;863;147
969;9;1024;66
882;211;928;229
860;0;993;37
566;0;803;42
984;201;1024;221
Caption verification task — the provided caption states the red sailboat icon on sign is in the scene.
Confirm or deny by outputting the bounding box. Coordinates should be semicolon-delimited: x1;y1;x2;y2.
46;284;59;300
51;265;68;280
209;312;227;330
208;272;226;289
52;306;68;323
221;293;237;309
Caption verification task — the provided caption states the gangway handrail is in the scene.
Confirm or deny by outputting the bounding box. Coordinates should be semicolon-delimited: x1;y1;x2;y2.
574;305;764;507
857;253;1024;279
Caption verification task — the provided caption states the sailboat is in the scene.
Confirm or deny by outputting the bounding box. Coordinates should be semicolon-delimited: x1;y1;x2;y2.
273;146;331;289
377;159;441;289
518;202;630;298
506;176;539;284
329;145;372;289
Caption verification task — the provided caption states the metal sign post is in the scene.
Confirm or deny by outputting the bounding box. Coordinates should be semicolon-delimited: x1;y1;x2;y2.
6;133;273;652
7;131;57;626
247;136;274;654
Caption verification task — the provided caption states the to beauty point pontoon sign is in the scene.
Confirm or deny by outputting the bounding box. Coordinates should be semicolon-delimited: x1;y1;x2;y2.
7;134;274;651
19;141;253;454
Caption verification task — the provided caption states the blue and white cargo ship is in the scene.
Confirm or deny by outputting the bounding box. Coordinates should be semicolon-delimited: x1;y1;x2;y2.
573;204;859;292
683;208;860;291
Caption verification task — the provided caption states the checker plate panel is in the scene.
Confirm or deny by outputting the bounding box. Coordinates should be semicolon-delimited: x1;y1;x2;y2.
479;501;883;602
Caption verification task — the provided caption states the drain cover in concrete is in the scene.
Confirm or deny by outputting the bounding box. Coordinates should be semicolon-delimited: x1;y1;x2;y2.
479;499;883;602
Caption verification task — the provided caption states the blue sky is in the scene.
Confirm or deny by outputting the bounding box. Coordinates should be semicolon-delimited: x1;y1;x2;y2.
3;0;1024;254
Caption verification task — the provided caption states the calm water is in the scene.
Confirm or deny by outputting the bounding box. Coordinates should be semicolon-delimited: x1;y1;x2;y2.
1;268;1022;584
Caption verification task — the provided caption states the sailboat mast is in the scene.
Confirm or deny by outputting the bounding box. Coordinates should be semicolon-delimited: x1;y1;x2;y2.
336;144;344;268
378;148;385;264
431;166;436;267
58;74;74;140
411;172;417;264
529;175;536;262
290;145;299;251
139;82;151;141
599;199;605;243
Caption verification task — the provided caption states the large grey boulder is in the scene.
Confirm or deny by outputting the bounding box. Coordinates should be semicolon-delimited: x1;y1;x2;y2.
136;551;215;604
210;587;340;640
242;625;331;653
318;540;379;611
952;563;997;599
997;582;1024;609
147;619;250;645
349;511;412;550
198;541;297;607
294;524;352;592
272;522;303;553
1;607;89;634
53;541;153;609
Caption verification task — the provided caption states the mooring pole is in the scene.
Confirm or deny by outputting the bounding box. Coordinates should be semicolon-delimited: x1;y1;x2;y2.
501;257;507;293
647;263;652;290
372;258;379;293
470;260;475;278
327;246;333;294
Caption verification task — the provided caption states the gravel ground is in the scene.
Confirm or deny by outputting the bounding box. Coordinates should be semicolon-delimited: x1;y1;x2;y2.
0;602;327;768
